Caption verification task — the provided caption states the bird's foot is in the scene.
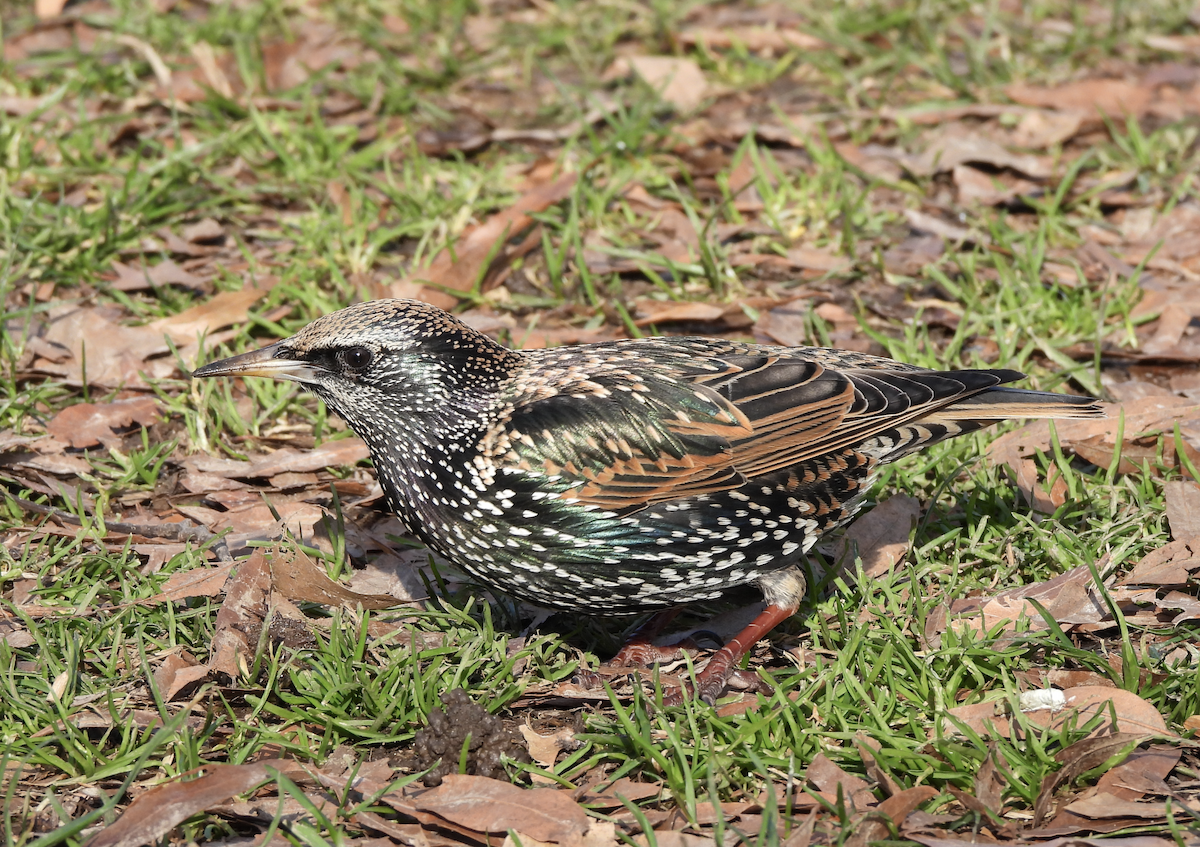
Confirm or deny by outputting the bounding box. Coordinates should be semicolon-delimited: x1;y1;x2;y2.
570;635;703;690
659;648;770;706
610;635;707;667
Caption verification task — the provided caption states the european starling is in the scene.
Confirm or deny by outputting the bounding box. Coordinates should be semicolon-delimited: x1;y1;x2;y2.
194;299;1104;703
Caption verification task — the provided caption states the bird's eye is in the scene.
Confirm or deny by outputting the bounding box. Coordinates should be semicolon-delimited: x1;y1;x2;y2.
338;346;374;372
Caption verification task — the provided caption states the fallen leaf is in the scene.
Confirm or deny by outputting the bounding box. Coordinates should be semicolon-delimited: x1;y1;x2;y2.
519;725;576;772
1034;732;1151;826
1011;108;1087;148
1164;480;1200;539
680;25;826;54
804;753;876;811
1006;79;1154;118
270;546;397;610
1119;536;1200;586
84;760;296;847
953;164;1040;206
207;549;271;680
396;171;577;307
621;56;709;112
414;774;590;843
0;620;34;649
45;396;160;449
150;289;268;345
152;560;236;603
633;300;725;325
905;124;1053;179
154;652;209;701
834;495;921;579
950;561;1113;637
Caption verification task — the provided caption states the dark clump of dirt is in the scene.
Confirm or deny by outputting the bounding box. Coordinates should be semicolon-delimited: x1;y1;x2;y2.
413;689;530;786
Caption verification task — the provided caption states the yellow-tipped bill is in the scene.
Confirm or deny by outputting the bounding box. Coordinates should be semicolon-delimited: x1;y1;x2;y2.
192;341;323;385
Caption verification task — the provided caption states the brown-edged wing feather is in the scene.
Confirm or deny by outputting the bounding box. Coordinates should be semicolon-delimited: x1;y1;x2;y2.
480;370;754;512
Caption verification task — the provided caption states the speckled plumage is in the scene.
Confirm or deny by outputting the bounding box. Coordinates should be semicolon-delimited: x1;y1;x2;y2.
195;299;1104;703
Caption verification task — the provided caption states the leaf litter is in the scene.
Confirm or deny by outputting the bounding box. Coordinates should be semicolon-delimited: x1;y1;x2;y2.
8;0;1200;844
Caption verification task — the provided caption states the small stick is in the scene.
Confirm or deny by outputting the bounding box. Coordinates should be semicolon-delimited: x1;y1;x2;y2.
7;495;233;563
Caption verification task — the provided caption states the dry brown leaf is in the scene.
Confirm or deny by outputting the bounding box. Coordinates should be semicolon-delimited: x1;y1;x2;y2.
1027;687;1171;737
852;785;939;846
1120;536;1200;586
207;549;271;680
154;652;209;701
989;399;1200;505
396;171;577;307
1034;732;1151;826
633;300;725;325
84;760;297;847
950;562;1113;637
1164;480;1200;539
413;774;590;843
805;753;876;811
0;620;34;649
45;397;160;449
834;495;920;580
176;501;329;550
953;164;1040;206
1011;108;1087;148
680;25;826;54
905;125;1053;179
620;56;709;112
150;289;268;345
270;546;397;610
519;725;576;773
1006;79;1154;118
1063;792;1198;821
153;561;236;603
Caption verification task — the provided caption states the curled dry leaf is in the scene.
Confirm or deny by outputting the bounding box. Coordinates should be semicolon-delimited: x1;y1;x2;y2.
1119;536;1200;587
270;546;397;610
519;724;576;773
206;548;271;680
987;399;1200;511
948;560;1115;638
44;396;160;449
84;760;299;847
904;124;1053;179
833;494;920;580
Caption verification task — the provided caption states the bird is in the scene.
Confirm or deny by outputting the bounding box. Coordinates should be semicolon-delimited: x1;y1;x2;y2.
193;298;1104;704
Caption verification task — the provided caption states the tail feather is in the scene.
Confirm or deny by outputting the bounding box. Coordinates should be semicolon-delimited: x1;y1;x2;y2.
937;386;1105;421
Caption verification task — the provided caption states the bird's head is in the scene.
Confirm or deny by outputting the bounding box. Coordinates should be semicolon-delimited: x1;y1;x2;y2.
193;299;521;440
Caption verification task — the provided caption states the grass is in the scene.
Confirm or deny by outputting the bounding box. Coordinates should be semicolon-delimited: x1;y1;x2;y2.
3;0;1200;843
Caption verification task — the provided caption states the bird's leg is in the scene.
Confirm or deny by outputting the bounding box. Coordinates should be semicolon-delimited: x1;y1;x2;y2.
664;601;798;706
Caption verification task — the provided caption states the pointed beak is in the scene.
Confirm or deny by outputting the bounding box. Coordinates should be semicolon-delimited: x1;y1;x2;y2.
192;341;324;385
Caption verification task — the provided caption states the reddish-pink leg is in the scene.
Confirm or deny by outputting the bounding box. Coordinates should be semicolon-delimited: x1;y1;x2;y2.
664;602;798;705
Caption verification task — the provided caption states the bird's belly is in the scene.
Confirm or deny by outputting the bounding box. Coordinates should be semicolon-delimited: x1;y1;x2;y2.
406;468;872;615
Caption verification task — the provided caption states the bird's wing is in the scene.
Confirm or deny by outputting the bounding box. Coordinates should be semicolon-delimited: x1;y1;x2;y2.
482;350;1017;512
697;355;1018;476
481;359;856;512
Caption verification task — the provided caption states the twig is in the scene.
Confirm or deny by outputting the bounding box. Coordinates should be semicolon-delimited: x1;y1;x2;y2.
7;495;233;563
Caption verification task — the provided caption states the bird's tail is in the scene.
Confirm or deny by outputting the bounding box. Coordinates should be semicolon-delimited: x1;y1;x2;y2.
937;386;1106;421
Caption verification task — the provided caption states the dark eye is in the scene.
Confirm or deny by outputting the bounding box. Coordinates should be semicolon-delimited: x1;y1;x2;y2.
338;346;374;372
